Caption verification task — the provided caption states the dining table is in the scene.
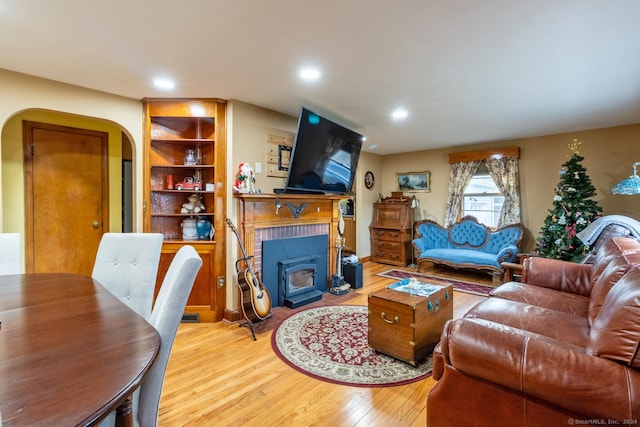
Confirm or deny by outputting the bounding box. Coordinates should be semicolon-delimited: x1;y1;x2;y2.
0;273;160;426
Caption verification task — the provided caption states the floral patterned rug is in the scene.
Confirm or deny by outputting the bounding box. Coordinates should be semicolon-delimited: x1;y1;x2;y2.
377;269;494;296
271;305;432;387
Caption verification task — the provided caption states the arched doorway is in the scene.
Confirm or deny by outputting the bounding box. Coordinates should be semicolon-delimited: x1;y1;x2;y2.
1;109;134;274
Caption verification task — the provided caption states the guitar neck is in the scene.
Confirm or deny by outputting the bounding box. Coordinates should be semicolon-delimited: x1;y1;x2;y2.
226;218;259;277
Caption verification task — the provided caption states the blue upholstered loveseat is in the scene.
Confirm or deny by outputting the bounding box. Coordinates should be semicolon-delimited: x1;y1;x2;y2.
412;216;524;277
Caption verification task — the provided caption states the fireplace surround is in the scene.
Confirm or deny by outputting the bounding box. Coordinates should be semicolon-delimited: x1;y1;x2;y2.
232;193;345;318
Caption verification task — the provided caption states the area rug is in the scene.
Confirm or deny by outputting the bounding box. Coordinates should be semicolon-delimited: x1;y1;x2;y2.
376;269;494;297
271;305;432;387
250;289;360;335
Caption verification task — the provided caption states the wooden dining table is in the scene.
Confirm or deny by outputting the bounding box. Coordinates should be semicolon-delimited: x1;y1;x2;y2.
0;273;160;426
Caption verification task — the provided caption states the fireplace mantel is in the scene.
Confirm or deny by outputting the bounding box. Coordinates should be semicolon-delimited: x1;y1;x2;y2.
235;193;345;288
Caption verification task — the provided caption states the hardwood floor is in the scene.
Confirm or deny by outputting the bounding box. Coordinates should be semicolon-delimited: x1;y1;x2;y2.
158;263;490;426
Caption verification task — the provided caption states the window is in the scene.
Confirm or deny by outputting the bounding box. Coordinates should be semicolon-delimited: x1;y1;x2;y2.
462;165;504;228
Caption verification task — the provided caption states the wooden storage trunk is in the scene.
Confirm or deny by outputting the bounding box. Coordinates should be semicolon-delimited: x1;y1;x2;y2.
368;284;453;366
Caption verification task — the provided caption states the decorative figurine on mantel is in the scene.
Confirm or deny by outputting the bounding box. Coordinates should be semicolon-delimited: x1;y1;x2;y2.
233;162;257;193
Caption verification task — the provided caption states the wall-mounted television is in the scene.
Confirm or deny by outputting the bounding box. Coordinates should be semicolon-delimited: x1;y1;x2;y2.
283;107;364;195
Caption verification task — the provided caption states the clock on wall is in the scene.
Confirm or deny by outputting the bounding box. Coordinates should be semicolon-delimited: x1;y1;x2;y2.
364;171;375;190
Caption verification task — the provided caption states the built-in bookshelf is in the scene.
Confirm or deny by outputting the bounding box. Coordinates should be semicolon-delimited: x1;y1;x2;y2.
143;98;227;322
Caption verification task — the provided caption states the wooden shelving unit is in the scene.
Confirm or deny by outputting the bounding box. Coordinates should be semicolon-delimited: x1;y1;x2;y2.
143;98;227;322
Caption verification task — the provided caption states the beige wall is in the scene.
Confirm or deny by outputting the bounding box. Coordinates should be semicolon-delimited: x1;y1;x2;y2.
381;124;640;252
355;151;383;256
0;69;144;231
228;100;299;196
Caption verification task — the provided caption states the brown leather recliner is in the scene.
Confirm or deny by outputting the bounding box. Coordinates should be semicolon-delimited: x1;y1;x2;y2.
428;237;640;426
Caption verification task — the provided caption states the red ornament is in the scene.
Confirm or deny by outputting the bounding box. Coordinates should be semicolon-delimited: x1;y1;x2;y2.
565;223;577;238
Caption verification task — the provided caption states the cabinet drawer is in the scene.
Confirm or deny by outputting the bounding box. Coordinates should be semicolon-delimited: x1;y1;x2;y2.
372;239;403;251
371;242;412;267
372;246;404;261
371;228;409;241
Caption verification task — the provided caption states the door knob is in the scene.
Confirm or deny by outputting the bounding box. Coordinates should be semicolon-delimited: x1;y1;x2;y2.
92;221;100;229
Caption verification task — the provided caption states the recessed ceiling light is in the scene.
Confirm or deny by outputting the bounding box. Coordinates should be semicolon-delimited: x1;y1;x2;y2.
153;78;175;90
391;108;408;121
299;67;321;81
368;144;378;150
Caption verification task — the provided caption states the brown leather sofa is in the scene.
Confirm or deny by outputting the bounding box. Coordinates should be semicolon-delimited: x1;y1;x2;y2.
428;237;640;426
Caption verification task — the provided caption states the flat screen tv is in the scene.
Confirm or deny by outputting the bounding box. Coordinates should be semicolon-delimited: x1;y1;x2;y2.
284;107;364;195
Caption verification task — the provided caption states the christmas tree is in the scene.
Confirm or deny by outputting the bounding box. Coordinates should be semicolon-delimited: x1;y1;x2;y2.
535;139;602;262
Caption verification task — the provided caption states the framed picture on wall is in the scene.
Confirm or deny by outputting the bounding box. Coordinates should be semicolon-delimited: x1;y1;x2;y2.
397;171;431;192
364;171;375;189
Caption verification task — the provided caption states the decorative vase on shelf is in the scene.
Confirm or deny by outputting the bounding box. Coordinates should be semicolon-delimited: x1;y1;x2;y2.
184;149;198;166
181;218;198;240
196;218;213;240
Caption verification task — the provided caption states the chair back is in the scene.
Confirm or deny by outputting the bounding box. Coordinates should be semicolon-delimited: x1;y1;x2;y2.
0;233;22;276
137;245;202;427
0;233;22;275
91;233;164;320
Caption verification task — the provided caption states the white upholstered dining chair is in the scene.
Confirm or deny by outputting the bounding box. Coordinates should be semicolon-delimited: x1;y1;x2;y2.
136;245;202;426
0;233;22;275
91;233;164;320
99;245;202;427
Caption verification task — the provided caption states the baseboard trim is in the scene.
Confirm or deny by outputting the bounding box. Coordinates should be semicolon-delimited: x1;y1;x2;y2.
224;308;243;322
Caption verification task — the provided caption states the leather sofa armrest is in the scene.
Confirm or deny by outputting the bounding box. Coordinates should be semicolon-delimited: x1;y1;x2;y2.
441;317;640;420
522;256;593;296
431;341;444;380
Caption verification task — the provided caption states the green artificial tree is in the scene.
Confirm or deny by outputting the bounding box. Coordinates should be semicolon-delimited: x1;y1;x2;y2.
535;140;603;262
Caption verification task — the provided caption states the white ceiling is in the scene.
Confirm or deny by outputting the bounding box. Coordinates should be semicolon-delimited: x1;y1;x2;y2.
1;0;639;154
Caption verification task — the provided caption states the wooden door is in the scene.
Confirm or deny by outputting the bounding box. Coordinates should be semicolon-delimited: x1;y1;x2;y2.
23;121;109;274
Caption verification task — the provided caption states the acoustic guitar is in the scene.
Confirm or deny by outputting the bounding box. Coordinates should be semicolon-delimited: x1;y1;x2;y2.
226;218;272;322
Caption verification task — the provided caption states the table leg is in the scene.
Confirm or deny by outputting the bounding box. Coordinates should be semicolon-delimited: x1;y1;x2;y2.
115;398;133;427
